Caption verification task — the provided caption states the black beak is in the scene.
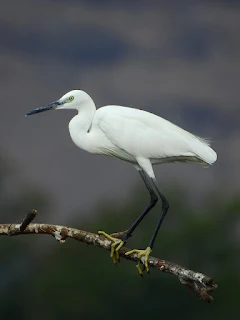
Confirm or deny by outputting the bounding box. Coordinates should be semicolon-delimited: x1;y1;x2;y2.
25;100;63;116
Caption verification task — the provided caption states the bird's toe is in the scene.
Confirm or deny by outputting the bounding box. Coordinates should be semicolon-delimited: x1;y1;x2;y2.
125;247;152;275
98;231;125;264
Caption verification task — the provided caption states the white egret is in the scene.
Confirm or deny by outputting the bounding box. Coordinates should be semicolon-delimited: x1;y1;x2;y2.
26;90;217;275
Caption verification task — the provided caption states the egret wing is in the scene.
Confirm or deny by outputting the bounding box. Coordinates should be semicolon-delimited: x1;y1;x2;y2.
96;106;216;165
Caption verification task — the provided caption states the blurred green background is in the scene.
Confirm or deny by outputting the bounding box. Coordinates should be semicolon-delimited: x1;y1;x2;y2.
1;153;239;319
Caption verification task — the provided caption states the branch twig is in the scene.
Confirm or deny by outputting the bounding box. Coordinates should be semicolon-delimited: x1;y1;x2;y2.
0;210;217;303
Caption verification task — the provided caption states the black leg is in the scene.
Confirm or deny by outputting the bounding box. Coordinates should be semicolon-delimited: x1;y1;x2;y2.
148;178;169;249
121;170;158;241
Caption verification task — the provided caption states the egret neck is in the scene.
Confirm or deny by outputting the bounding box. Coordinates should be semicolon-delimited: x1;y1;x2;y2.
68;96;96;153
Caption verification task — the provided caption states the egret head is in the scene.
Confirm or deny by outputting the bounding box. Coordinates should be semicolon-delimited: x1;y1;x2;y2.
26;90;91;116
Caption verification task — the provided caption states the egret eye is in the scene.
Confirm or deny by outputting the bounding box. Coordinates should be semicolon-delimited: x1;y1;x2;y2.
69;96;74;101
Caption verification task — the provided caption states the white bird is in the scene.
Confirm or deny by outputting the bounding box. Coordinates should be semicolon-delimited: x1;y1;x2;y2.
26;90;217;275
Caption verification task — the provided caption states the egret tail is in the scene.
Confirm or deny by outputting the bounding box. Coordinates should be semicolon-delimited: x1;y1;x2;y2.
194;142;217;167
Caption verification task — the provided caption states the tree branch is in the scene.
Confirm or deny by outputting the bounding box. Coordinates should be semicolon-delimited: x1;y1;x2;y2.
0;210;217;303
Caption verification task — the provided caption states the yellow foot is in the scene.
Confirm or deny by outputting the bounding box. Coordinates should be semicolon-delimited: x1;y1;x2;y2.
98;231;125;264
125;247;152;276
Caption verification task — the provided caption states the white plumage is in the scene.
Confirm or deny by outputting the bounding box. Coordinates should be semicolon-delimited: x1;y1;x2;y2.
64;90;217;178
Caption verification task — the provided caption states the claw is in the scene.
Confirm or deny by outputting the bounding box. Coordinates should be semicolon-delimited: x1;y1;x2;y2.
136;261;144;277
98;231;125;264
125;247;152;275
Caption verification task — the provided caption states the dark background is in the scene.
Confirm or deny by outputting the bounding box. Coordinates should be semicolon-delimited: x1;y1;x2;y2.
0;1;239;319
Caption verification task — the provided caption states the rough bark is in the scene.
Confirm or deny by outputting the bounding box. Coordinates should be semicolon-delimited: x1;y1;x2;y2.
0;210;217;303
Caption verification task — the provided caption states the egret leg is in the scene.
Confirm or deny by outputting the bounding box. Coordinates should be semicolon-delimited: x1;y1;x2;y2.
98;170;158;266
125;175;169;275
121;170;158;242
148;178;169;249
122;170;159;275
